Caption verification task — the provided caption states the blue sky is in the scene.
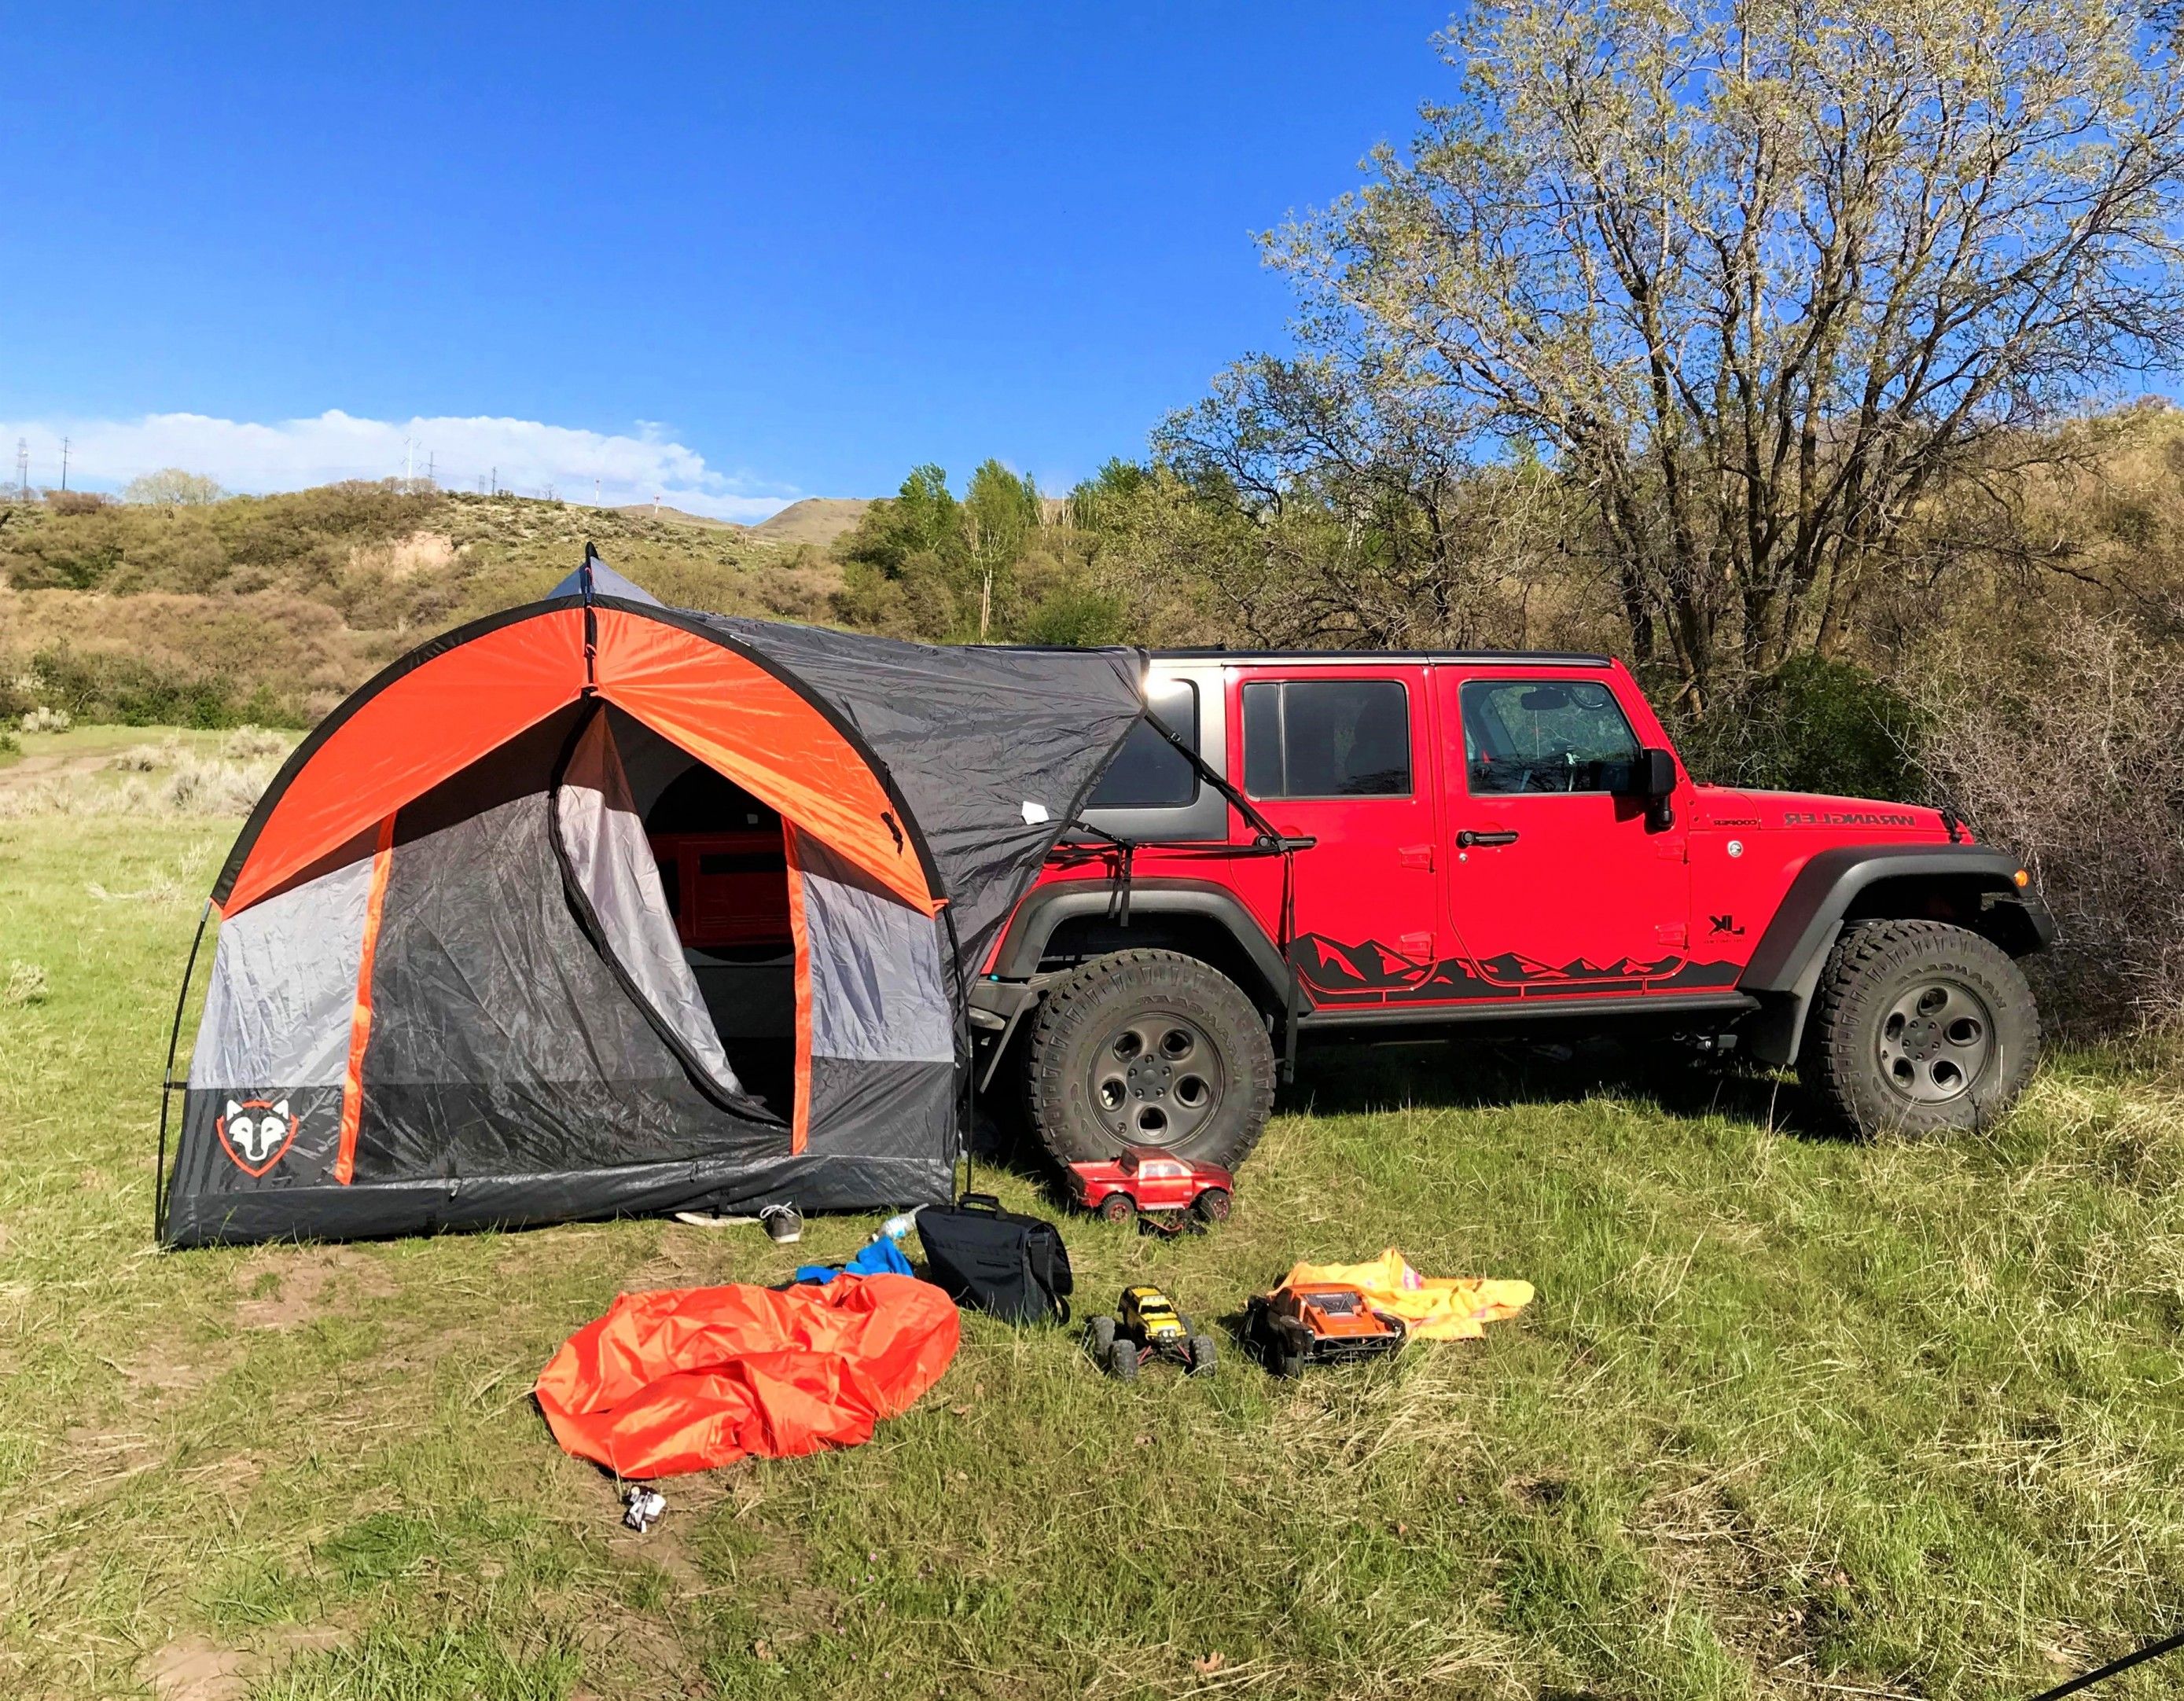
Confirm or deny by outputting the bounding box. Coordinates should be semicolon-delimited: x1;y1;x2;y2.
0;3;1456;517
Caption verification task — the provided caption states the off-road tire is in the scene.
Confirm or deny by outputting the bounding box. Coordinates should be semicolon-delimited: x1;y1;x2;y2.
1188;1334;1218;1377
1108;1339;1139;1382
1801;919;2040;1137
1086;1315;1117;1361
1024;950;1276;1170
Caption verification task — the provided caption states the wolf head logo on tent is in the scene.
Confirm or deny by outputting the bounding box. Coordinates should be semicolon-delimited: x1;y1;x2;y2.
218;1099;298;1177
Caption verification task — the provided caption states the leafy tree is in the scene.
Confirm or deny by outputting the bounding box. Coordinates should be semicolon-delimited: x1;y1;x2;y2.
836;461;1064;641
123;468;226;509
1248;0;2184;709
963;459;1040;639
1068;459;1149;535
838;464;965;579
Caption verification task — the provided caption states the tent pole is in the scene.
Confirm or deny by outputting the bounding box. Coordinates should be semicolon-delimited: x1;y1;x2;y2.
155;900;214;1246
1139;714;1313;1084
940;902;973;1200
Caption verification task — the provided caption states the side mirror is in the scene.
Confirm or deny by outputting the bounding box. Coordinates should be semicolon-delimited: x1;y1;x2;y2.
1627;747;1677;829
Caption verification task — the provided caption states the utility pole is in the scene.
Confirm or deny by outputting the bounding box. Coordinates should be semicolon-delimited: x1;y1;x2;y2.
426;450;435;490
59;436;69;491
491;465;498;498
404;438;414;490
594;477;601;507
13;439;26;500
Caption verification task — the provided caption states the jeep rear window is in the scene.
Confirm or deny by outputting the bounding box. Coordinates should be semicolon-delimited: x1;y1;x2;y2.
1462;678;1640;795
1242;680;1411;799
1086;678;1200;809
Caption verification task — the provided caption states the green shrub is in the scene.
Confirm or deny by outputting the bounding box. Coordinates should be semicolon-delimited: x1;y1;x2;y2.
1017;584;1131;646
1672;656;1920;799
23;645;309;729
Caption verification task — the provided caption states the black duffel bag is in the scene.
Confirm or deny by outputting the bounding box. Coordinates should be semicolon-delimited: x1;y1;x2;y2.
916;1193;1072;1325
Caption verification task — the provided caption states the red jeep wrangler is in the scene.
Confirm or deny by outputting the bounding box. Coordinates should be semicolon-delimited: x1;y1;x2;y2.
968;650;2052;1170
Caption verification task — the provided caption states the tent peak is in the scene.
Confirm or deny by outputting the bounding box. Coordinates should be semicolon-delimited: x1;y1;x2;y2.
549;549;664;608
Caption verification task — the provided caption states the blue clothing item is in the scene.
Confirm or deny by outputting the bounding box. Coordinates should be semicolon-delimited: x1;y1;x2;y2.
793;1236;914;1286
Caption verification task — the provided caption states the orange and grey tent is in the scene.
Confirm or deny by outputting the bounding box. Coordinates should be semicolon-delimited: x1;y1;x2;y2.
157;553;1144;1247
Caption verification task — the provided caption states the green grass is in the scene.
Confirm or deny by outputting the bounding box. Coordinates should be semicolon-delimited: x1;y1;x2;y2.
3;805;2183;1699
0;722;237;770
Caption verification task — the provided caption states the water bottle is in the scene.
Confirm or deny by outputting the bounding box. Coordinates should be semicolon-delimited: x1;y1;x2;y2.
871;1209;920;1245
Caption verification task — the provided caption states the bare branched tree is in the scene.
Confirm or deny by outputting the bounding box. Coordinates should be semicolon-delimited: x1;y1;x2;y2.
1136;355;1580;649
1257;0;2184;707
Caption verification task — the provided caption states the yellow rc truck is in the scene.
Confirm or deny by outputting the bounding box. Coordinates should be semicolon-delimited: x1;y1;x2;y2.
1086;1285;1217;1380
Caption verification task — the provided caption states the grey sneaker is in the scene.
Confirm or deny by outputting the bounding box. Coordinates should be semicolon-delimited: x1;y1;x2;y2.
761;1204;803;1245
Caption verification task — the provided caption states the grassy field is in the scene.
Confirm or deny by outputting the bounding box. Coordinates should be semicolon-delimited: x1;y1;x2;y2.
2;744;2183;1699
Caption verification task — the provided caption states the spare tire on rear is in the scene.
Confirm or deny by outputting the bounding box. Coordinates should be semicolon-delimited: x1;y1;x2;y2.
1023;950;1275;1172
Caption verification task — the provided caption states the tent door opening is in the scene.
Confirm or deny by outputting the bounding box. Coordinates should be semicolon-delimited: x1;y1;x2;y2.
622;721;798;1117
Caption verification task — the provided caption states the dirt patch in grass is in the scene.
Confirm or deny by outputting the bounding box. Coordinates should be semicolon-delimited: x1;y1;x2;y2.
144;1625;344;1701
0;751;105;788
231;1244;399;1330
1631;1471;1826;1686
123;1335;229;1401
145;1635;251;1701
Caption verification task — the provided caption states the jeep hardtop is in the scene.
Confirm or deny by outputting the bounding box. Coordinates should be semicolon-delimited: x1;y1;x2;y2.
969;648;2052;1172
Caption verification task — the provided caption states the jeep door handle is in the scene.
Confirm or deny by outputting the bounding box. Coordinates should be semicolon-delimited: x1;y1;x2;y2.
1456;829;1519;849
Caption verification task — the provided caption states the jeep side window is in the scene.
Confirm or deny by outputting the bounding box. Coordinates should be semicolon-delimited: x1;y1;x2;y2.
1462;678;1640;795
1241;680;1411;799
1086;678;1200;809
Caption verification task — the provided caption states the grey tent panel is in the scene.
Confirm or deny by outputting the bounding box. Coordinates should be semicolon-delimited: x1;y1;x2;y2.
805;1056;954;1161
798;832;954;1065
189;845;374;1093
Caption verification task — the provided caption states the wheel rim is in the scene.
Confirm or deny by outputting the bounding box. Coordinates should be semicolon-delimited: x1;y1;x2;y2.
1876;977;1996;1104
1088;1011;1226;1147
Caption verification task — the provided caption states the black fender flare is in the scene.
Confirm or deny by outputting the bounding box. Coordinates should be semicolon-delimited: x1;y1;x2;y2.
989;876;1293;1007
1740;844;2054;1064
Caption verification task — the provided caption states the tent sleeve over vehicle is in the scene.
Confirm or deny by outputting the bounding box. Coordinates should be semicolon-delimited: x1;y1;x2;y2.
705;614;1147;967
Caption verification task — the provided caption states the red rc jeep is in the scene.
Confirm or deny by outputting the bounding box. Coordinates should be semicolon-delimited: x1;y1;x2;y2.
964;649;2053;1171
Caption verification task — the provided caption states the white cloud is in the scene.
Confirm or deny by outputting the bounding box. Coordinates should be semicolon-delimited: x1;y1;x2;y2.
0;410;799;522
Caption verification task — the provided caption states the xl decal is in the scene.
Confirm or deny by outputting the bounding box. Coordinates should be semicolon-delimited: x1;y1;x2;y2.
219;1097;299;1177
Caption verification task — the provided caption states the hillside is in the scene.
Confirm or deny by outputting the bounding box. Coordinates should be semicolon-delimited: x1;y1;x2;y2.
0;485;854;727
749;496;870;549
599;497;873;549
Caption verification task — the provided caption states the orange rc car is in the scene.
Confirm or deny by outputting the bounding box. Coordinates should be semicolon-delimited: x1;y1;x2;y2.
1245;1281;1406;1378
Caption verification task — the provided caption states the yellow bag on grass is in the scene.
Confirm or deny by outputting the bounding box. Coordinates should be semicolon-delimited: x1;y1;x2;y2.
1279;1247;1532;1342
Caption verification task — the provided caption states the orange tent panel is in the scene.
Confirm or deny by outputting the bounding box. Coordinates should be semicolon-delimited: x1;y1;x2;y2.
220;605;939;920
592;610;936;915
222;612;586;917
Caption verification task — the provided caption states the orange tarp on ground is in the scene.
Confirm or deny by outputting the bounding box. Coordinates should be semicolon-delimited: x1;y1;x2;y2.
535;1274;960;1479
1281;1248;1533;1342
